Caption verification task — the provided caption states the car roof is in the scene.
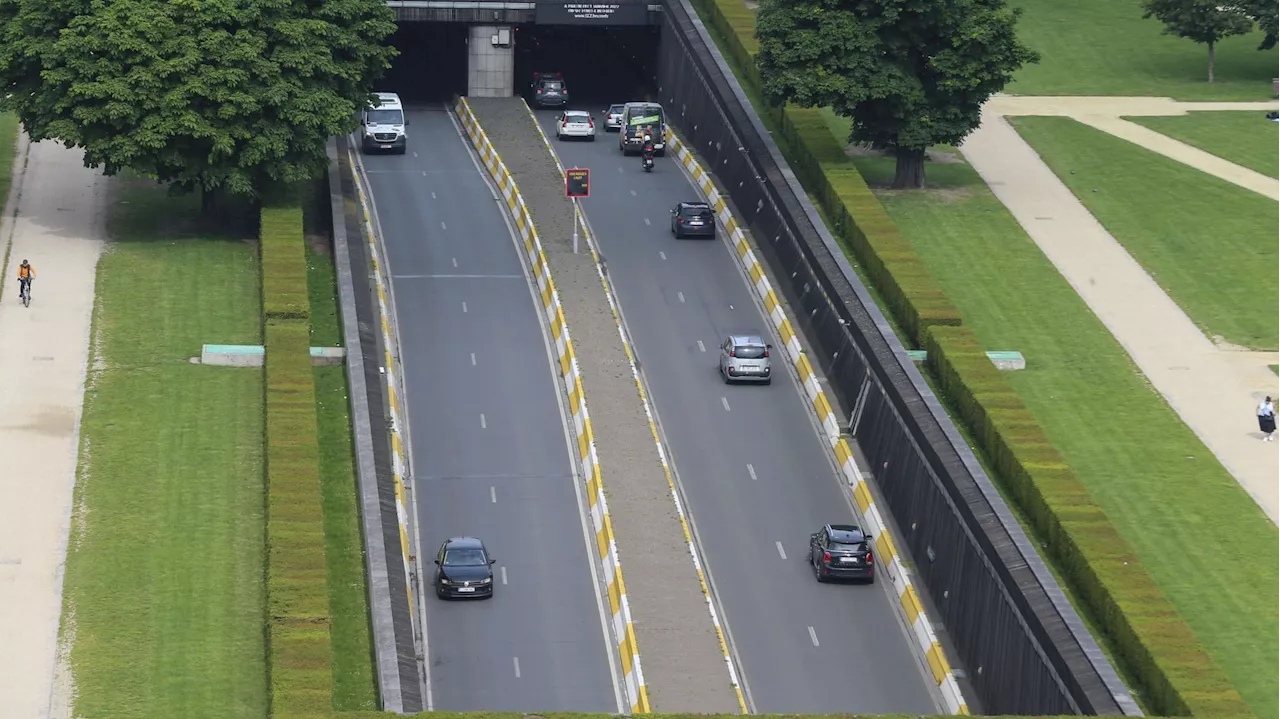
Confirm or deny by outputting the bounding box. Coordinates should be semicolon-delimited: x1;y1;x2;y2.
564;109;590;116
827;524;867;541
372;92;402;108
444;536;485;550
728;333;766;346
608;103;626;110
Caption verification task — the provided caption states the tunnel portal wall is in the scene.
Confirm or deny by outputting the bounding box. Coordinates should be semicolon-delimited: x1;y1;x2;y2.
653;0;1135;715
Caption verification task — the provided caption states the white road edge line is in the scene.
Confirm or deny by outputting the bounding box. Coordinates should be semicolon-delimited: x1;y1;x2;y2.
445;102;628;714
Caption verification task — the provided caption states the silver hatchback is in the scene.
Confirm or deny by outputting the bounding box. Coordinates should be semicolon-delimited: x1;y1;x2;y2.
718;333;773;384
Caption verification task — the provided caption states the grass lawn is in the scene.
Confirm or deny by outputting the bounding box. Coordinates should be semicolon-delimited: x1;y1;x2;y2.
0;113;18;210
851;147;1279;717
64;180;267;718
1009;116;1278;350
304;180;378;711
1008;0;1279;100
1128;111;1280;178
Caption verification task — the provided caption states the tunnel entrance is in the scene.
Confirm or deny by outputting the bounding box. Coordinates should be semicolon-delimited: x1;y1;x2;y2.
380;22;660;106
513;25;660;105
382;23;469;103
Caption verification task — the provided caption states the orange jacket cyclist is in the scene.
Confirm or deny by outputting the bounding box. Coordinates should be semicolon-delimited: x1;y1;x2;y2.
17;259;34;297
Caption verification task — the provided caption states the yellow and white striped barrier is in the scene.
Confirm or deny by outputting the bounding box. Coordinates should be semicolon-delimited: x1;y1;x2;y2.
523;101;749;715
666;130;969;715
346;149;418;629
454;97;649;714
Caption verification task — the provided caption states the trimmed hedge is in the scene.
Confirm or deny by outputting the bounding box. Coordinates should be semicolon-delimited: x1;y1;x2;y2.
262;205;312;321
684;0;1252;715
262;200;334;718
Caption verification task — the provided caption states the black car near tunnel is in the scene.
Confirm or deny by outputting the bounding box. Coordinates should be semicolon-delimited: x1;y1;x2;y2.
434;537;497;599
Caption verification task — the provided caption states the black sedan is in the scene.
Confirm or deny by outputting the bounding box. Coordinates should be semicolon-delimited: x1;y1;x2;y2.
434;536;496;599
670;201;717;239
809;524;875;583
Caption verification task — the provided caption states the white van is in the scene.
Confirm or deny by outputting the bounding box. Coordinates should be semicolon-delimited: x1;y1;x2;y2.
618;102;666;156
360;92;407;155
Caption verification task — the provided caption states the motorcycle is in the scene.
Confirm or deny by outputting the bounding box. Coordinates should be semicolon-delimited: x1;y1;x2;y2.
642;152;655;172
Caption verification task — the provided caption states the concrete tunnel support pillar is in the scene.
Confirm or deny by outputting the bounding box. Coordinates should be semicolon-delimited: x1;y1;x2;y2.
467;25;515;97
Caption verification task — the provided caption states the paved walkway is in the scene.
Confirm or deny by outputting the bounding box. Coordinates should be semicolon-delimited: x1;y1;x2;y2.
960;96;1279;524
0;138;109;718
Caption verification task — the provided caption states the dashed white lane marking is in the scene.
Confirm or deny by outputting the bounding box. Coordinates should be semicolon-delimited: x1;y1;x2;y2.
431;191;436;198
513;657;521;678
452;257;458;268
775;541;787;560
441;221;447;230
470;352;477;366
618;167;625;173
422;171;428;177
501;566;508;585
630;189;637;196
697;340;705;352
644;217;651;226
462;301;468;313
721;397;731;412
480;413;487;429
490;486;497;504
808;626;820;647
677;291;685;303
413;152;419;158
747;463;757;480
659;251;667;260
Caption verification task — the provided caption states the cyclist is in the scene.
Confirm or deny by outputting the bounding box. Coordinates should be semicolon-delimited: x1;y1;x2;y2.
17;259;34;300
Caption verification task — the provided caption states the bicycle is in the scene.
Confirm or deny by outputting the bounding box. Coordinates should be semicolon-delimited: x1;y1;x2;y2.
19;277;31;307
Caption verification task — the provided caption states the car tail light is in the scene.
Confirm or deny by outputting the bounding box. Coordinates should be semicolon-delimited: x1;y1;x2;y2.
677;217;684;224
867;551;873;563
537;89;542;94
729;348;736;357
763;348;770;357
823;551;831;564
588;118;594;127
561;120;567;128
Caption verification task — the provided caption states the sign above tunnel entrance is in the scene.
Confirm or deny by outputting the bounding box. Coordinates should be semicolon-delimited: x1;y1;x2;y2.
535;0;651;25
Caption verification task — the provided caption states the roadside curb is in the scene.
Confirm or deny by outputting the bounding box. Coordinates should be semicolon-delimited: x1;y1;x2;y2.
667;129;969;716
343;144;420;680
523;102;749;715
454;96;649;714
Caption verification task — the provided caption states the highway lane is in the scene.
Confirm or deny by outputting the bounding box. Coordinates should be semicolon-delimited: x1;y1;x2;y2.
535;110;939;714
359;107;621;712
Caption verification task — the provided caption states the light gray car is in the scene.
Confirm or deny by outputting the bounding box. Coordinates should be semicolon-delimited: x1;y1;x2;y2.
718;333;773;384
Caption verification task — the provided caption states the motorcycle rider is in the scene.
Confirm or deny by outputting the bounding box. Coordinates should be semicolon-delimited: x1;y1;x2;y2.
641;134;655;169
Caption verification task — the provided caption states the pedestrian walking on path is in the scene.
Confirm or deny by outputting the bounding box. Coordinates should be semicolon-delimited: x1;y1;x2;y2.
1257;396;1276;441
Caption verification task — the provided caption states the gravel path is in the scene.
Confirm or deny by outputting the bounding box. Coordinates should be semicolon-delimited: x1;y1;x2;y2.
467;97;739;713
0;138;109;719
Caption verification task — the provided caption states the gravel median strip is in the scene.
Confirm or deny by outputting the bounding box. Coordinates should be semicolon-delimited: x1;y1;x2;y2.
465;96;739;714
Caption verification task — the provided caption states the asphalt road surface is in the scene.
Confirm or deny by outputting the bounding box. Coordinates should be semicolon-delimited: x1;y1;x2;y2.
535;109;939;715
359;107;621;712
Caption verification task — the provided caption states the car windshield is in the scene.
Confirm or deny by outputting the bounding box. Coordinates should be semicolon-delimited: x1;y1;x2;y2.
734;345;767;359
831;539;866;552
443;548;487;566
367;108;403;125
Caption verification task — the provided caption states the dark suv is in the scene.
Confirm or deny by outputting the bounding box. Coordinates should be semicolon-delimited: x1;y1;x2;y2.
532;72;568;108
809;524;875;583
670;201;716;239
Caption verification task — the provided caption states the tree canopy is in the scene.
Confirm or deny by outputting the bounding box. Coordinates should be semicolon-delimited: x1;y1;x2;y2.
756;0;1038;188
1141;0;1254;81
0;0;397;201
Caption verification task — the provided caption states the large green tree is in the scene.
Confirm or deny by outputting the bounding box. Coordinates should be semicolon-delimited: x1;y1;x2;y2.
756;0;1037;188
1141;0;1254;81
0;0;397;205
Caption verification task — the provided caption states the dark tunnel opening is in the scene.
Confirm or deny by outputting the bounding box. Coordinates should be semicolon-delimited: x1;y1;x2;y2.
378;22;660;107
382;23;469;104
513;24;661;105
